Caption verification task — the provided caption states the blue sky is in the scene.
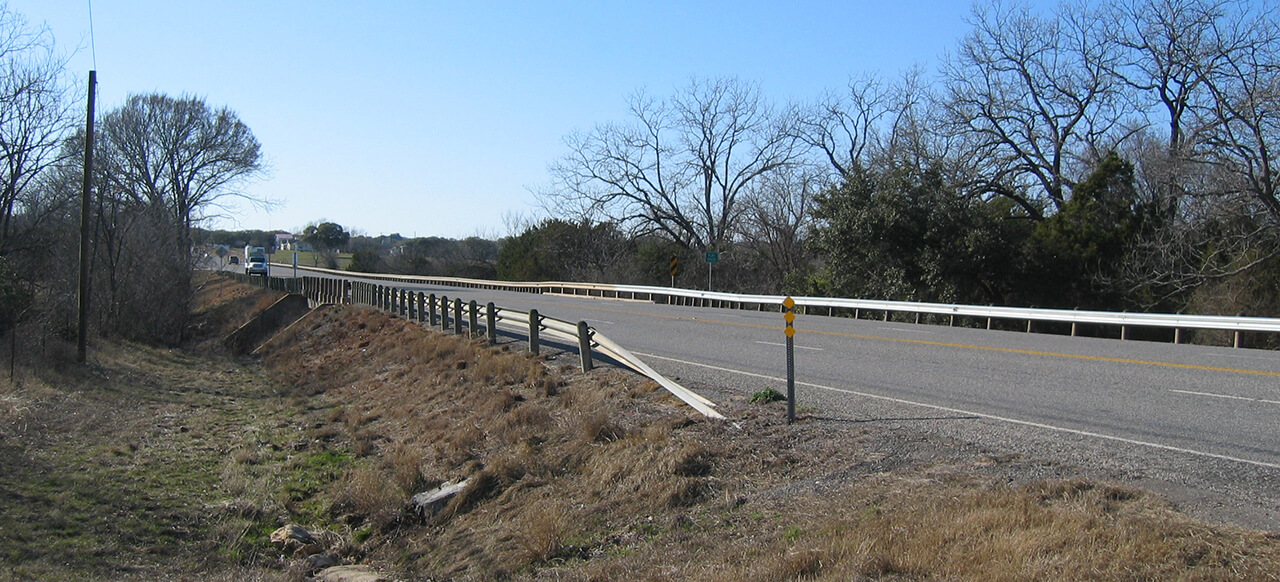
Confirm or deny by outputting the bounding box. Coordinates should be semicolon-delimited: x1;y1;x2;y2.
12;1;1031;239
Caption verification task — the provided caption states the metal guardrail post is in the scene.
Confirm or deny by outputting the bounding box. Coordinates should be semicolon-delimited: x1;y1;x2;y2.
454;298;464;335
486;302;496;345
529;308;540;355
577;321;593;372
469;300;478;337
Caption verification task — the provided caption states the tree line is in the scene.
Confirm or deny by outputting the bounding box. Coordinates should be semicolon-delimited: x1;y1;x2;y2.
520;0;1280;321
0;3;264;350
7;0;1280;356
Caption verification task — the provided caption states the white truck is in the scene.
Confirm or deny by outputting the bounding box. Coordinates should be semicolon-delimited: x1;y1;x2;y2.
243;246;268;276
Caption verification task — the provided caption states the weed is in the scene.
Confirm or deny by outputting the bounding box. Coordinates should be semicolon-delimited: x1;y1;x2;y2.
750;387;785;404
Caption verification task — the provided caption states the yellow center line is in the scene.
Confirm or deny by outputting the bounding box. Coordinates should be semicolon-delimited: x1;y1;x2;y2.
530;298;1280;378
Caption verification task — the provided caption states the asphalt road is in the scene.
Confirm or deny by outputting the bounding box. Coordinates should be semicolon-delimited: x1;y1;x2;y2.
308;272;1280;530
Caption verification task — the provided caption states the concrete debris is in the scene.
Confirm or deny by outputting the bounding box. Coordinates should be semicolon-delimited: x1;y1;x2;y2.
314;565;394;582
408;478;470;517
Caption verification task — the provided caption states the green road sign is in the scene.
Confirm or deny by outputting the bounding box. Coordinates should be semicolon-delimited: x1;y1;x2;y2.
704;252;720;263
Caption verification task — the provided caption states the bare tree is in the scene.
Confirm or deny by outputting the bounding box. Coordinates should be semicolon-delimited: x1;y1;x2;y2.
737;165;821;291
1107;0;1264;223
0;5;75;255
542;77;799;253
98;94;264;254
792;73;891;181
86;94;264;342
941;0;1127;218
1198;6;1280;221
794;68;946;181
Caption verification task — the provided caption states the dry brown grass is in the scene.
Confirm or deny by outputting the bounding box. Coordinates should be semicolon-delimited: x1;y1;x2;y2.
15;273;1268;581
253;302;1280;581
700;476;1280;582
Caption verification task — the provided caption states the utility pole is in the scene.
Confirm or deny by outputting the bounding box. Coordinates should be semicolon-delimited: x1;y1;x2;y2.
77;71;96;363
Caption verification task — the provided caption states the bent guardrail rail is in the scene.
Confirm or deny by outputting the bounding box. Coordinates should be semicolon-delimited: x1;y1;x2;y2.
272;263;1280;348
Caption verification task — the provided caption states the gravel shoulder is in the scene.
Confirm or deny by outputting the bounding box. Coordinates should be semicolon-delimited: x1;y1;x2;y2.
650;354;1280;534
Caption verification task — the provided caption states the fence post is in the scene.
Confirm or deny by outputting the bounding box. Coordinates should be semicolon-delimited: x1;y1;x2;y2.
454;298;464;335
469;300;478;338
577;321;593;372
486;302;497;345
417;292;426;324
528;308;541;355
440;295;449;331
429;294;438;327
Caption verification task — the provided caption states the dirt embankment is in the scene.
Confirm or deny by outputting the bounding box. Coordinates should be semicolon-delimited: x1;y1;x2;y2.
1;275;1278;581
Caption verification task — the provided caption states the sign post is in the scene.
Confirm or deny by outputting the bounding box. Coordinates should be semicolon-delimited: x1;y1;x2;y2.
705;251;719;291
783;296;796;423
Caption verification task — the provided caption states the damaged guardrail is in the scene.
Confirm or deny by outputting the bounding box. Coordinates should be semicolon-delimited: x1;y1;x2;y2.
295;275;724;420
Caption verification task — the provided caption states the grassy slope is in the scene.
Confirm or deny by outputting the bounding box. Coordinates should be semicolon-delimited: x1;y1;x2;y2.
1;276;1278;581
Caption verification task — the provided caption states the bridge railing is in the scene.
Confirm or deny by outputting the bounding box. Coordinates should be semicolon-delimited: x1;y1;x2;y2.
272;263;1280;349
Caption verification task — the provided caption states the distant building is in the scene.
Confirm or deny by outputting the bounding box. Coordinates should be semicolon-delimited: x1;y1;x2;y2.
274;233;296;251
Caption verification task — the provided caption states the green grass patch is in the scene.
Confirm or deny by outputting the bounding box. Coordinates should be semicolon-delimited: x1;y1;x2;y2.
274;250;352;270
750;387;785;404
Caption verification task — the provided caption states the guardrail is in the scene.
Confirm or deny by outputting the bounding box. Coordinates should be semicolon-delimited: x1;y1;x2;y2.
273;263;1280;349
287;274;723;419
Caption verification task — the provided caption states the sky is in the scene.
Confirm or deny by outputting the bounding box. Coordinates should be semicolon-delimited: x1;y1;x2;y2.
10;0;1035;239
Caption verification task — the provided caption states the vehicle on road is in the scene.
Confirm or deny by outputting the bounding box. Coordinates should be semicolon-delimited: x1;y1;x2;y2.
245;257;268;275
243;246;268;275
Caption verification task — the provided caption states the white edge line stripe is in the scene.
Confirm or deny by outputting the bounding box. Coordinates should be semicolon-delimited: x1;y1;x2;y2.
1170;389;1280;405
754;341;823;351
634;351;1280;471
